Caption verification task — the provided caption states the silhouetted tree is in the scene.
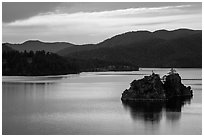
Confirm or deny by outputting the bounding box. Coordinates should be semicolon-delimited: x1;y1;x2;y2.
2;50;79;76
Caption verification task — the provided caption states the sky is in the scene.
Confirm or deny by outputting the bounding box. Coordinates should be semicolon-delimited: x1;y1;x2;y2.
2;2;202;44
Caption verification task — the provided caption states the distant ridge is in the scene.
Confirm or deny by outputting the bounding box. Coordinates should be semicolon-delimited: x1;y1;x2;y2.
57;28;201;56
96;28;201;47
3;40;75;53
3;29;201;53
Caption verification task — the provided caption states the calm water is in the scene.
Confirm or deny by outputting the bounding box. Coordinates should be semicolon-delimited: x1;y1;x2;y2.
2;68;202;135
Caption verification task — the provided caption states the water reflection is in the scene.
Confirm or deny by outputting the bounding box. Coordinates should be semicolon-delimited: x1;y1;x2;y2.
165;97;191;122
122;96;192;124
3;69;201;134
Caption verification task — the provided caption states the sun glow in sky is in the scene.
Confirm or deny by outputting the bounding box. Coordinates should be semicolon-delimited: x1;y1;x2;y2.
2;2;202;44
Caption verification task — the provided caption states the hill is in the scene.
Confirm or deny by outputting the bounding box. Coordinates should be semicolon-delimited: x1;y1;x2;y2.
60;29;202;68
57;29;201;56
3;40;75;53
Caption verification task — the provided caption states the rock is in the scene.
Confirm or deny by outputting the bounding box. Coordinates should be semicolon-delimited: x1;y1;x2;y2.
121;71;193;101
122;73;166;101
164;73;193;98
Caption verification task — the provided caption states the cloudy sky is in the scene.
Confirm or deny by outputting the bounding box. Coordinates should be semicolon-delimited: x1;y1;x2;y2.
2;2;202;44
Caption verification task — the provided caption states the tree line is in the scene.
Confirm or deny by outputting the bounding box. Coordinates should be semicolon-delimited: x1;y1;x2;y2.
3;50;79;76
3;50;139;76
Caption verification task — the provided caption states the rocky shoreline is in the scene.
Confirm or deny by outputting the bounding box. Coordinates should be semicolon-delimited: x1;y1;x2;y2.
121;69;193;102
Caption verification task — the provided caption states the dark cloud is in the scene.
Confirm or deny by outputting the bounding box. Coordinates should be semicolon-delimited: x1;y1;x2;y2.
57;2;201;13
2;2;61;23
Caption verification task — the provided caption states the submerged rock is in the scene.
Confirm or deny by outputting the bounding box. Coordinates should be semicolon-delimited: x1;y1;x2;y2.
121;70;193;101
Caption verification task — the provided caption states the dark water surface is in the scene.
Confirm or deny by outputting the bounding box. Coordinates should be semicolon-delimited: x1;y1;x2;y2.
2;68;202;134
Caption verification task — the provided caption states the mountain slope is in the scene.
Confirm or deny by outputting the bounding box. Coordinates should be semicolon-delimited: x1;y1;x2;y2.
57;29;201;56
2;43;16;52
64;31;202;68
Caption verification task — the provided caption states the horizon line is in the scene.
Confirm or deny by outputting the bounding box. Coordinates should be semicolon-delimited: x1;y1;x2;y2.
3;28;202;45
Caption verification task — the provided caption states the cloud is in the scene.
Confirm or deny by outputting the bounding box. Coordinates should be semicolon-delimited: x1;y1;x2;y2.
3;4;201;44
2;2;61;23
4;4;193;26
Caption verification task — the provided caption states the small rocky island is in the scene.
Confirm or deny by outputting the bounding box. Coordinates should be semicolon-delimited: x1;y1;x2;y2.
121;68;193;101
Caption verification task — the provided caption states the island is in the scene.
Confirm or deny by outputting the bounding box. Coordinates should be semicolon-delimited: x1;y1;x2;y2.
121;68;193;101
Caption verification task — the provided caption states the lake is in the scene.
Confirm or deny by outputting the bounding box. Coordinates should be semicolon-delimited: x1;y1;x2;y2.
2;68;202;135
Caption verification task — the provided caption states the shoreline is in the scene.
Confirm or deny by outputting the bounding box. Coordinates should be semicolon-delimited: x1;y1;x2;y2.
2;67;202;77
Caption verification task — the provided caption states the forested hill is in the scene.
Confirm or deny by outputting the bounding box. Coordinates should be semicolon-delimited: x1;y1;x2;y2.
57;29;201;56
59;29;202;68
2;29;202;75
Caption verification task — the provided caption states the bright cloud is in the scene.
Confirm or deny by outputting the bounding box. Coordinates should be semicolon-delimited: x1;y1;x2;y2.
3;4;202;44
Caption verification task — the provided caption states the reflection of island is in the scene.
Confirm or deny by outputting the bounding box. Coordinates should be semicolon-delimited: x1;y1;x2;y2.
122;96;192;123
165;96;192;122
122;101;163;123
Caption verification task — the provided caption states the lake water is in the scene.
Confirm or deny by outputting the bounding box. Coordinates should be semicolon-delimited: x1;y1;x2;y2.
2;68;202;135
